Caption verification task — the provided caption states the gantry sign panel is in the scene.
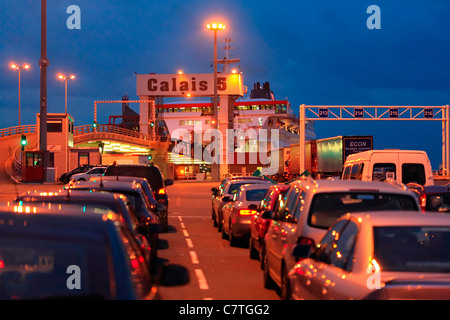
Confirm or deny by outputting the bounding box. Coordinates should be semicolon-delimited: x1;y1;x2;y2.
298;105;450;174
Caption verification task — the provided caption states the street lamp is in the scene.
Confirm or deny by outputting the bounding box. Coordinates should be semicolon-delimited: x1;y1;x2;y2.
10;63;30;127
206;22;226;181
57;73;75;114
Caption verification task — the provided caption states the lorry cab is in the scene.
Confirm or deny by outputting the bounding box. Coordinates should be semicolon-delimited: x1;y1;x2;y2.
341;149;434;186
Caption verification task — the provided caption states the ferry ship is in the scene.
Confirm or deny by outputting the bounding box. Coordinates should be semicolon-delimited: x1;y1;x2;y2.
111;39;316;175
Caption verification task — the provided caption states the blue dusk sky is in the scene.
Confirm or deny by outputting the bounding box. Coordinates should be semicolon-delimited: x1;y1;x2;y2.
1;1;449;168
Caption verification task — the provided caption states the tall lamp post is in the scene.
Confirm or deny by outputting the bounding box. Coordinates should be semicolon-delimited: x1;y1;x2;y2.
57;73;75;114
10;63;30;127
206;22;226;181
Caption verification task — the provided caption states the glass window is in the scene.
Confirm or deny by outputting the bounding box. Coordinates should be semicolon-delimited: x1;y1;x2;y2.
342;166;351;180
372;163;396;182
426;194;450;212
350;164;359;180
246;188;270;202
314;220;348;263
308;192;418;229
402;163;426;185
47;121;62;132
373;226;450;272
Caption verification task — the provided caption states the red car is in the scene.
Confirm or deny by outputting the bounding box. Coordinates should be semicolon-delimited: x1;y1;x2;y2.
249;184;289;267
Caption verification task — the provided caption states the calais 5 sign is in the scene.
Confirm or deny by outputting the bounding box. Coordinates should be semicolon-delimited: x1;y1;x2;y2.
136;73;245;97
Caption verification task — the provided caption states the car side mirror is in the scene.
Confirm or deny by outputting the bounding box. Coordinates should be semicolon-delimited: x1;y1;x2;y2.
248;204;258;211
261;210;273;219
292;244;312;262
222;196;231;202
140;222;162;235
211;187;218;195
165;179;173;186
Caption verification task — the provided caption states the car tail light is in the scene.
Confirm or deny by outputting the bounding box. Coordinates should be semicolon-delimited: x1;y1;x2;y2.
239;209;257;215
158;188;166;195
420;194;426;211
297;236;315;247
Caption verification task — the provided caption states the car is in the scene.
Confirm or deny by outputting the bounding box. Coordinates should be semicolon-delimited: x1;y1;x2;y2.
0;203;189;300
263;177;421;299
103;164;173;232
407;183;450;212
59;164;94;184
221;183;272;246
66;180;162;262
69;166;106;182
249;184;290;266
288;211;450;300
15;189;154;271
211;177;271;232
90;175;168;230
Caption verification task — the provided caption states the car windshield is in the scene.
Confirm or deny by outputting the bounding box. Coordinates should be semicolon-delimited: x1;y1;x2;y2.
426;193;450;212
246;188;270;202
0;233;111;299
374;226;450;272
309;192;418;229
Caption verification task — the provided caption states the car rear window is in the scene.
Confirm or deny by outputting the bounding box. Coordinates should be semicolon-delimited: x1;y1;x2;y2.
308;192;418;229
246;188;270;201
0;233;112;299
426;193;450;212
374;226;450;272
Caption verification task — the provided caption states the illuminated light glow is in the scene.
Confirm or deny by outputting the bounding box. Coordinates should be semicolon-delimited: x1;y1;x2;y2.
158;188;166;195
239;209;257;215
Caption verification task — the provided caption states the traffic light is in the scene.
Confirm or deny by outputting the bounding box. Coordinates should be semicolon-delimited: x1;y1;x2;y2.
93;121;98;128
150;121;155;127
20;134;27;151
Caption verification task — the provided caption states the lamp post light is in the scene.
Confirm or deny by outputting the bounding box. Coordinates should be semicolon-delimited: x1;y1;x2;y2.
206;22;226;181
10;63;30;127
57;73;75;114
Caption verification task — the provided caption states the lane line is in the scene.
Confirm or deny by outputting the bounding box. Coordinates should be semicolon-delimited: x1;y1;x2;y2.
189;251;200;264
186;238;194;248
194;269;210;290
182;229;190;237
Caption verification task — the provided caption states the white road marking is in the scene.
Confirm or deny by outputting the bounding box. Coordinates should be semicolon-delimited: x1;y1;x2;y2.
186;238;194;248
194;269;210;290
189;251;200;264
183;229;190;237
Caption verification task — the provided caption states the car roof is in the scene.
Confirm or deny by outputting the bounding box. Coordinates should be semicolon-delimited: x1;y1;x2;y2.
94;175;149;184
0;202;121;227
342;211;450;227
16;189;125;203
293;178;414;195
67;180;140;192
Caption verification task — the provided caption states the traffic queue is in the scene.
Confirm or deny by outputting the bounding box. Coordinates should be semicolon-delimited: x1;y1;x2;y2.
210;149;450;300
0;164;187;300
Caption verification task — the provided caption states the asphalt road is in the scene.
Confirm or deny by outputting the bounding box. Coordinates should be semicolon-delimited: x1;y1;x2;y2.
0;178;281;300
156;181;280;300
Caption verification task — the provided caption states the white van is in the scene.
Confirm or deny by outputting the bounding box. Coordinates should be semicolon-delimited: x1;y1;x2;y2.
341;149;434;186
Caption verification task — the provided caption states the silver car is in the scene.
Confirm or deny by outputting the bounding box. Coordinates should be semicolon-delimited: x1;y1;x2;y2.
221;183;272;246
288;211;450;300
211;176;270;232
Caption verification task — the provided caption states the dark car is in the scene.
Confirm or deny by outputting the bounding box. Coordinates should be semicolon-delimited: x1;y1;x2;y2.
59;165;93;184
104;164;173;232
15;189;154;271
407;183;450;212
66;180;162;262
249;184;289;267
0;203;188;300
